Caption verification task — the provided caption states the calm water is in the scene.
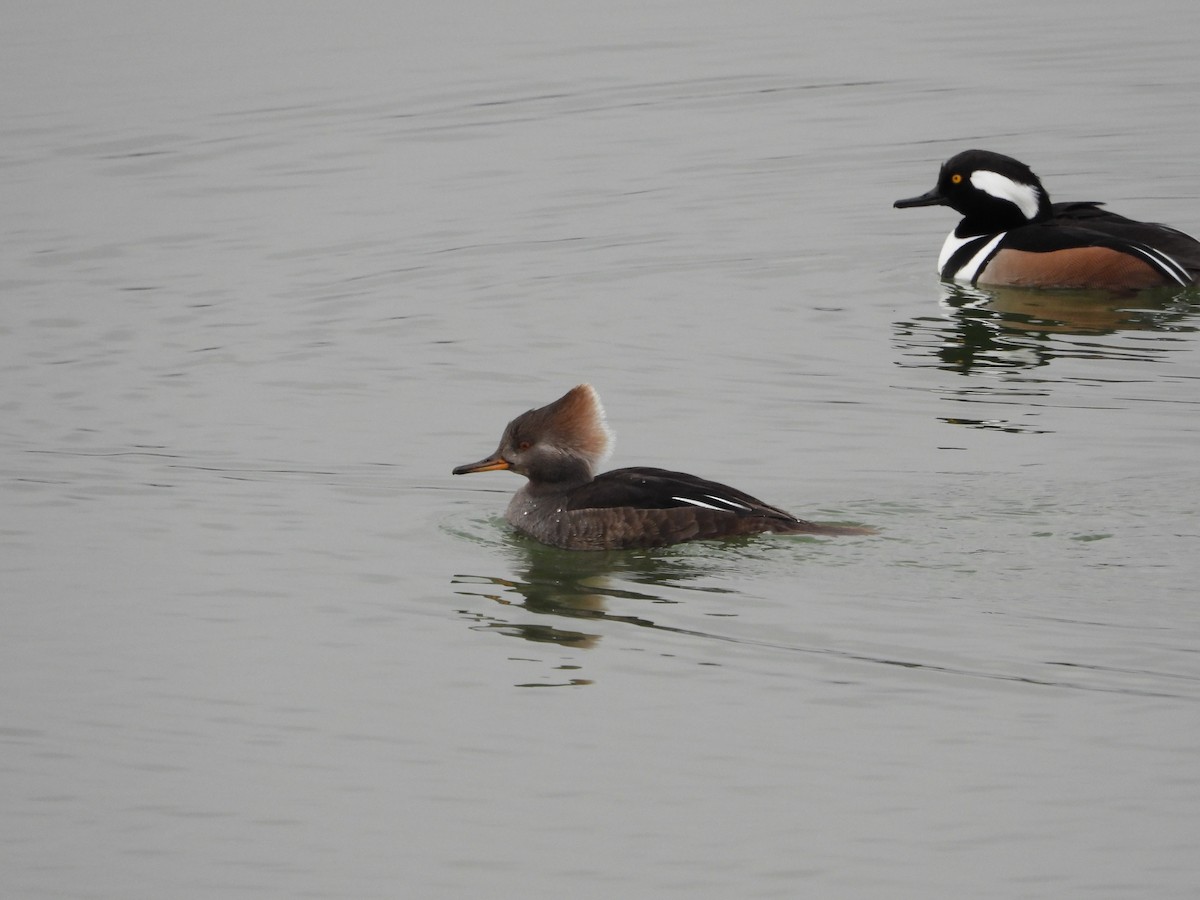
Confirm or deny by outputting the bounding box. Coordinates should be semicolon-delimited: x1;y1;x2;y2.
4;3;1200;898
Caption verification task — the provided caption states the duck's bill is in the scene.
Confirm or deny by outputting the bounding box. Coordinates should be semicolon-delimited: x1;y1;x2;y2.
893;187;947;209
452;455;510;475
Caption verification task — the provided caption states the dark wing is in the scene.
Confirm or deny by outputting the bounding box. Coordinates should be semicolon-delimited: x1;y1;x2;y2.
1026;201;1200;283
555;467;871;548
566;467;798;522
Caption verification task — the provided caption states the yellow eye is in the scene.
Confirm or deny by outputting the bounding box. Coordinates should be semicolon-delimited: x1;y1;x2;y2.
950;173;963;184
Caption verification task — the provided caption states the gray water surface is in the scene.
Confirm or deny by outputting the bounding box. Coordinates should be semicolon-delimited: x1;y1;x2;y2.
4;3;1200;899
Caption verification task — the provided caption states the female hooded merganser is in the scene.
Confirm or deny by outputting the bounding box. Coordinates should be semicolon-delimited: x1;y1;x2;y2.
453;384;871;550
894;149;1200;290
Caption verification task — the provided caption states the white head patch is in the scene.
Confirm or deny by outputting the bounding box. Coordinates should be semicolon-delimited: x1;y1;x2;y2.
970;170;1042;220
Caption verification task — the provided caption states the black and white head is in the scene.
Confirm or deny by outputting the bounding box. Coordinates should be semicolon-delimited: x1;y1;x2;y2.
895;149;1054;235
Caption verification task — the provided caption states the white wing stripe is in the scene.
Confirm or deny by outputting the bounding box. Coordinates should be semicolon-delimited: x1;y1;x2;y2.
670;494;753;512
1127;244;1190;286
671;496;725;511
707;494;751;510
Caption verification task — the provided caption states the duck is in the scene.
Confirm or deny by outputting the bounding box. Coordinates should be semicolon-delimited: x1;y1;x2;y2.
894;149;1200;290
452;384;872;550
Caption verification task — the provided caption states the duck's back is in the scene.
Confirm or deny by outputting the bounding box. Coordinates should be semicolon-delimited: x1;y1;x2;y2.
1046;201;1200;281
506;467;869;550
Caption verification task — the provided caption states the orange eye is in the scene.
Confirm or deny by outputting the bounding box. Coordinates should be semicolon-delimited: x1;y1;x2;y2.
950;173;963;184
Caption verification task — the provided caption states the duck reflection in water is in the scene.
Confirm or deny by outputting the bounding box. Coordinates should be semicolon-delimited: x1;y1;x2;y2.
895;282;1198;376
453;536;746;656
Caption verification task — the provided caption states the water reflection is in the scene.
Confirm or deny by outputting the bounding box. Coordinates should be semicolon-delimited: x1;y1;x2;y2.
452;537;751;685
449;539;1200;697
454;540;731;643
895;282;1199;376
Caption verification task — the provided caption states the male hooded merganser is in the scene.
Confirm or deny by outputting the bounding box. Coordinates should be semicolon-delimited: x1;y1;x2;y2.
894;149;1200;290
453;384;871;550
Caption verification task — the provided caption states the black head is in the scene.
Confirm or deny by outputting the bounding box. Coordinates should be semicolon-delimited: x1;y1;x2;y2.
894;149;1053;235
